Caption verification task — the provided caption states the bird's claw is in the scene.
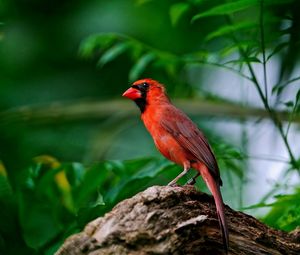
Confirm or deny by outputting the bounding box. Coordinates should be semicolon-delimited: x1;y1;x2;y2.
185;178;196;186
185;172;200;186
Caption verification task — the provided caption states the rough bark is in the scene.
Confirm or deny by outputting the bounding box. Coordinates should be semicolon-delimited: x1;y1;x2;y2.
55;185;300;255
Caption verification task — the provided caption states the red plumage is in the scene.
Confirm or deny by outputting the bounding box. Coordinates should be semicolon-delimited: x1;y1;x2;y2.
123;78;229;252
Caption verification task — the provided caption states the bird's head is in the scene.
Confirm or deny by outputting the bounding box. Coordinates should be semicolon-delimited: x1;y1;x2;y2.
122;78;168;112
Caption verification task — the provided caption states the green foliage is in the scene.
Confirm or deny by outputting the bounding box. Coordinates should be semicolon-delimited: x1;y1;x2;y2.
129;52;156;82
1;0;300;253
192;0;293;23
263;189;300;231
169;2;191;26
246;187;300;231
80;33;181;83
0;163;12;199
205;21;258;41
0;156;177;254
192;0;258;22
97;42;130;67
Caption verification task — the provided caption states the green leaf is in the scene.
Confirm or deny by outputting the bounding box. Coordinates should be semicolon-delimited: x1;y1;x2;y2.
262;188;300;231
190;0;205;5
65;162;85;188
272;83;286;96
131;42;144;59
242;202;270;210
192;0;257;22
246;199;300;231
0;164;12;199
219;40;259;57
272;76;300;96
154;51;180;75
296;89;300;105
205;21;257;41
284;101;294;108
97;42;130;67
89;192;105;208
169;2;190;26
135;0;155;5
223;159;244;179
104;159;172;204
129;52;156;82
73;163;110;210
79;33;118;58
18;186;63;249
108;158;154;178
266;42;288;61
191;0;293;22
264;0;294;5
131;159;171;179
225;57;261;65
0;175;12;198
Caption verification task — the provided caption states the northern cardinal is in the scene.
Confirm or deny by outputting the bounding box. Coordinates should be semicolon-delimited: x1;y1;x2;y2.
122;78;229;251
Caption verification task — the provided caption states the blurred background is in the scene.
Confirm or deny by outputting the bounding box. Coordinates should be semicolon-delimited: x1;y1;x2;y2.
0;0;299;254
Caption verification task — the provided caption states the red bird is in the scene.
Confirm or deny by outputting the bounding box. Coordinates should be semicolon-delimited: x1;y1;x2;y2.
122;78;229;251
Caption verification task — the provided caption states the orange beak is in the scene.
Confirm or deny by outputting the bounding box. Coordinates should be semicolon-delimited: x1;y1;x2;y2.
122;87;142;100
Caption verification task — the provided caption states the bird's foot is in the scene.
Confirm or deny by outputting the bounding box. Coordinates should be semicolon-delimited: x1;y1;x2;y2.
185;172;200;186
185;178;196;186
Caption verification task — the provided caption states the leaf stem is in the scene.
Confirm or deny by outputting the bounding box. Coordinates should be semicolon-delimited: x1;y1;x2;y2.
260;0;268;103
184;58;253;82
226;15;300;175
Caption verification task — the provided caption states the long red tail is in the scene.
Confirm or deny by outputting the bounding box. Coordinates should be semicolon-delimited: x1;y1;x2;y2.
195;163;229;252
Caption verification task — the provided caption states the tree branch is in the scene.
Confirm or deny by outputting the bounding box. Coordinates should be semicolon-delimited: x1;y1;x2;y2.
1;100;299;125
55;185;300;255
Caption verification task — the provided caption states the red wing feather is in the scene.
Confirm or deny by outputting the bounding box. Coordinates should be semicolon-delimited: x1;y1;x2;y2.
160;105;221;184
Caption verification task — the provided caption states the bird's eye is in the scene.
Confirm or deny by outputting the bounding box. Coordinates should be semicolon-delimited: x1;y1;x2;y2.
142;82;149;88
131;83;149;91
